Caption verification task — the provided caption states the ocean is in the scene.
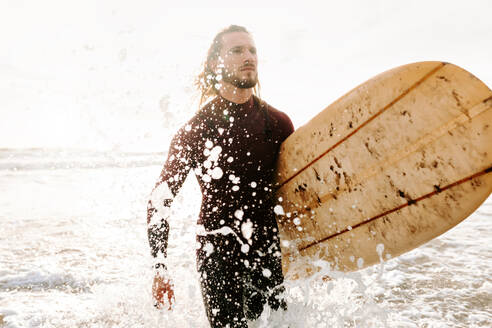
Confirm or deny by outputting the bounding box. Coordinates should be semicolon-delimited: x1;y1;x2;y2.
0;148;490;327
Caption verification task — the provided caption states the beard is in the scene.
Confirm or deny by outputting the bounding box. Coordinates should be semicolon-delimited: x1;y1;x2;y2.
221;70;258;89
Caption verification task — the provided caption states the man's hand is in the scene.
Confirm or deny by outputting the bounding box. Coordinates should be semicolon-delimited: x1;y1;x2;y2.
152;273;175;310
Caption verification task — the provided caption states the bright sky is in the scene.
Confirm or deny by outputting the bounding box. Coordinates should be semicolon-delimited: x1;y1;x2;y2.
1;0;491;150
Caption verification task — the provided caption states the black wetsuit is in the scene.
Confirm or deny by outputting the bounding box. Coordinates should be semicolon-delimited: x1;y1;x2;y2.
147;95;294;327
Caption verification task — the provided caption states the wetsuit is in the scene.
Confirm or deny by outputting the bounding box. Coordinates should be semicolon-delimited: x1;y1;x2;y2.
147;95;294;327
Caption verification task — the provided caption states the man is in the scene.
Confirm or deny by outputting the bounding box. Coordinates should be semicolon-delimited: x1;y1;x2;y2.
147;25;294;327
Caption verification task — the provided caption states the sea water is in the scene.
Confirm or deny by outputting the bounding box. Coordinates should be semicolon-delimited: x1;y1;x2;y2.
0;148;490;328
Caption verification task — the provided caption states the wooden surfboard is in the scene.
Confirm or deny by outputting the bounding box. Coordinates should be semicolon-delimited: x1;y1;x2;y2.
275;61;492;279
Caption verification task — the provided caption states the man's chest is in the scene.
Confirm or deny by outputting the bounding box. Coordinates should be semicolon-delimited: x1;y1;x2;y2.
194;112;278;169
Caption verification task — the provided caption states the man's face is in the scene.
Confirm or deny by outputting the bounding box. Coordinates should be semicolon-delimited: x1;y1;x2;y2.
216;31;258;89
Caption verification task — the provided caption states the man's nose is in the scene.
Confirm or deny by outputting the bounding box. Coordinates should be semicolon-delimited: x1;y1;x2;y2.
244;50;256;63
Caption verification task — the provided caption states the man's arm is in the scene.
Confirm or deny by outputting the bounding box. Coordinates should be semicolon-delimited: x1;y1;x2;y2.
146;127;194;309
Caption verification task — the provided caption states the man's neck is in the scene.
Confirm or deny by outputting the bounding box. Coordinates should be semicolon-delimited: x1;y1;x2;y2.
219;83;253;104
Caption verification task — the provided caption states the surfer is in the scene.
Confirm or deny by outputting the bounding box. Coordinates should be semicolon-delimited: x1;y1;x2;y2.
146;25;294;327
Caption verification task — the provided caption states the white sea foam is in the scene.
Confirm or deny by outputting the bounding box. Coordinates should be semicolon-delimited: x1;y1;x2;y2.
210;166;223;179
241;220;254;241
0;270;94;292
273;205;285;216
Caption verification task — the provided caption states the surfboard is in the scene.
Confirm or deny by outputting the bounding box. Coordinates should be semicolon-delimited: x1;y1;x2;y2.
274;61;492;279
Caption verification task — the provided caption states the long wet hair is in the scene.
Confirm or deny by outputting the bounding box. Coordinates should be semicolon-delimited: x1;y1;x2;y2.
195;25;261;108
